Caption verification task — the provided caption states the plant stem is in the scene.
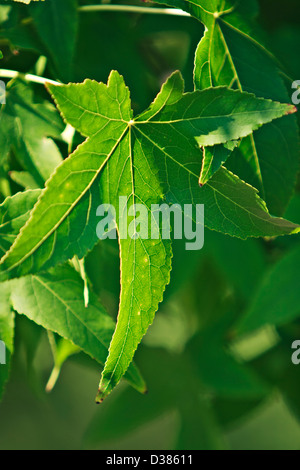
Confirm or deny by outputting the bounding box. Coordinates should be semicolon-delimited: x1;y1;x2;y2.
78;257;90;308
45;365;61;393
72;256;90;308
0;69;61;86
78;4;190;17
47;330;57;358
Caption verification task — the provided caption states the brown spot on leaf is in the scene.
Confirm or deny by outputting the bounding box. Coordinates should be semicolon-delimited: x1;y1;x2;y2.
286;105;298;115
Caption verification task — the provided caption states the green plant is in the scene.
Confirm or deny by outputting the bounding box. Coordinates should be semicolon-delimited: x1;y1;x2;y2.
0;0;300;450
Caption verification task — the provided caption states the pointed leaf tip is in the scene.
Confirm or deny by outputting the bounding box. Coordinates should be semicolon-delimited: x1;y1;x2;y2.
286;105;298;115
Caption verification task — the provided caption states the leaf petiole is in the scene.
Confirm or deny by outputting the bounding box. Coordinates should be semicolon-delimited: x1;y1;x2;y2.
78;5;190;17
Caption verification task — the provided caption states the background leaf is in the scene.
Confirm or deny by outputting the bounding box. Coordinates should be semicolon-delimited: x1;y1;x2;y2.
155;0;300;216
29;0;78;82
237;246;300;334
0;79;63;187
0;189;42;258
9;264;146;395
0;282;14;401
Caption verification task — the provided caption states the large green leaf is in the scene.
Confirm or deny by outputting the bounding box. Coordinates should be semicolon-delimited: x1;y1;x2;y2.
0;70;297;400
0;79;63;186
237;246;300;334
154;0;300;216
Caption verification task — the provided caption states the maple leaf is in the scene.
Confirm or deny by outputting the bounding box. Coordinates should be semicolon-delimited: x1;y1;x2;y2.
0;70;298;400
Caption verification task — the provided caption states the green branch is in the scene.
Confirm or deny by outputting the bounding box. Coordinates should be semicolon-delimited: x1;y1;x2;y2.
78;4;190;17
0;69;61;86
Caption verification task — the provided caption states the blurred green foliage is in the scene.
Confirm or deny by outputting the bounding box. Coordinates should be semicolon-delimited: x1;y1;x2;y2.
0;0;300;450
